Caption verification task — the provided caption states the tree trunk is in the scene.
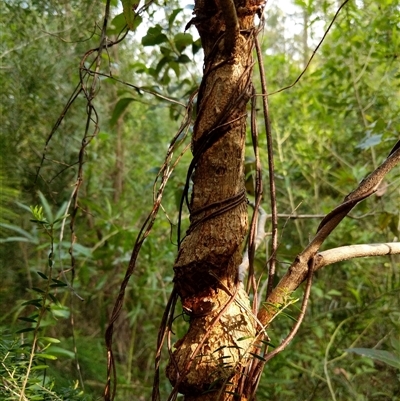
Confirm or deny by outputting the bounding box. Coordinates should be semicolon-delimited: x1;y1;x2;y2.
166;1;262;400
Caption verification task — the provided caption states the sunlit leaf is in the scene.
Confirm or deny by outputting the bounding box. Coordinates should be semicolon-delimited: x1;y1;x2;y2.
122;0;140;30
142;25;168;46
39;337;61;344
174;32;193;53
37;353;57;360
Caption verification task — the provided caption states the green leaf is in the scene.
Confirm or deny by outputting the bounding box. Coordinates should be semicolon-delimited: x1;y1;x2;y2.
160;46;171;56
236;336;254;342
155;56;171;76
39;337;61;344
169;61;180;78
250;352;266;361
48;293;57;303
110;13;127;32
46;345;75;359
32;287;45;294
122;0;140;30
141;25;168;47
16;327;35;334
0;236;34;243
18;317;37;323
174;33;193;53
280;311;297;322
0;223;38;243
38;191;53;222
52;213;69;224
110;98;135;126
37;271;48;280
50;305;70;319
37;353;57;360
346;348;400;369
50;283;67;288
260;340;276;348
30;364;49;370
51;279;67;286
22;299;43;307
168;8;182;28
71;243;92;258
177;54;191;64
192;38;202;54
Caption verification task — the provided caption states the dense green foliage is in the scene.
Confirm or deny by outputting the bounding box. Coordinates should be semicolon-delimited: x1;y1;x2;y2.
1;0;399;400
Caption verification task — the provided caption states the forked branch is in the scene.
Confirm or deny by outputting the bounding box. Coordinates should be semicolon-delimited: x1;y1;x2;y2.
258;145;400;326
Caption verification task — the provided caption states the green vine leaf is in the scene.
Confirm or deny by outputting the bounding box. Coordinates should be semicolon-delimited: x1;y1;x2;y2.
121;0;140;30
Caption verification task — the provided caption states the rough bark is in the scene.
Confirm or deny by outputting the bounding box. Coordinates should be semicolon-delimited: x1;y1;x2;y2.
166;1;262;400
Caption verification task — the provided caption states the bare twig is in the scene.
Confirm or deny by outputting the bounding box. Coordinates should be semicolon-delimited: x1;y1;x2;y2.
269;0;350;96
314;242;400;270
255;35;278;300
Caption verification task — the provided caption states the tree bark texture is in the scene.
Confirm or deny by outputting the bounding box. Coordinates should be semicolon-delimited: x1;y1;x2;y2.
166;1;262;400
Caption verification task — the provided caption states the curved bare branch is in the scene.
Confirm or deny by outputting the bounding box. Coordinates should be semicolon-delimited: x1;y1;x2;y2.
315;242;400;270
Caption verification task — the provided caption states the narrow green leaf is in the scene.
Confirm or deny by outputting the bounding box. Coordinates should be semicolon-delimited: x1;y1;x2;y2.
16;327;35;334
52;213;69;224
39;337;61;344
46;345;75;359
29;396;45;400
236;336;254;342
18;317;37;323
260;340;276;348
50;283;67;288
38;191;53;222
48;293;57;303
29;219;48;225
32;287;45;294
0;236;33;243
281;311;297;322
346;348;400;369
30;364;49;370
52;279;67;285
37;271;48;280
168;8;182;28
37;353;57;360
22;299;43;307
250;352;266;361
0;223;37;242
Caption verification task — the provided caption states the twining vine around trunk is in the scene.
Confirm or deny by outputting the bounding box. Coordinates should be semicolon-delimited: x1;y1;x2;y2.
166;0;264;399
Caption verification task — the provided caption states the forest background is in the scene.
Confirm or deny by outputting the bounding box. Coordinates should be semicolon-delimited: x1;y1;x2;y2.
0;0;399;400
